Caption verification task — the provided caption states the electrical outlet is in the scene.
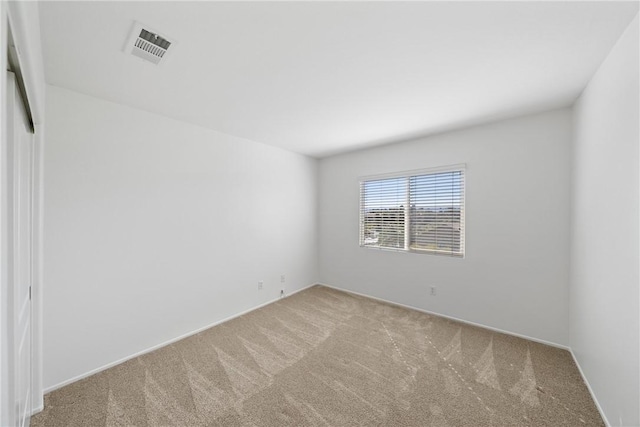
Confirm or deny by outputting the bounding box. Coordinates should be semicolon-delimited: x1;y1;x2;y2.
280;289;285;297
258;281;263;290
430;286;437;296
280;274;286;283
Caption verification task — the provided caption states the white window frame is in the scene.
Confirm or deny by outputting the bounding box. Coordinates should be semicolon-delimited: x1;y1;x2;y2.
359;164;466;257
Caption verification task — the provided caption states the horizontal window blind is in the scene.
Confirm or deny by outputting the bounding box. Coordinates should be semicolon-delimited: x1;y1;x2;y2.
360;177;406;250
359;167;465;257
409;170;464;256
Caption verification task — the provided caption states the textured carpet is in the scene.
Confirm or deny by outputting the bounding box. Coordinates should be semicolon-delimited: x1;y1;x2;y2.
32;285;603;426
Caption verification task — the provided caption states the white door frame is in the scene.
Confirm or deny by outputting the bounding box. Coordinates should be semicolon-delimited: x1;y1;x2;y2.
1;1;45;423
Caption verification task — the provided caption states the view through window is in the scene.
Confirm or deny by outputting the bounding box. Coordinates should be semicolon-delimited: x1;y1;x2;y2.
359;167;465;257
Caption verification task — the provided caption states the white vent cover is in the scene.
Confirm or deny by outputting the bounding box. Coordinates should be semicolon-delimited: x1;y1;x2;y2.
124;22;173;65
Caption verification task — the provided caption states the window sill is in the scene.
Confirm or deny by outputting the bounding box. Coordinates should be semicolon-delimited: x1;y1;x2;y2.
359;244;464;258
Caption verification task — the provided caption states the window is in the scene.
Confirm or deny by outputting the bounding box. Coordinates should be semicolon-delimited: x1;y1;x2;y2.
359;166;465;257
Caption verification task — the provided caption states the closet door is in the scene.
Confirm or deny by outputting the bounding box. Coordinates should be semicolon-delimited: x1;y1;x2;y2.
8;70;34;427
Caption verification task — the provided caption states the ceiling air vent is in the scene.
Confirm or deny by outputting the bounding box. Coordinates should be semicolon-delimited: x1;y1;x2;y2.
124;22;173;65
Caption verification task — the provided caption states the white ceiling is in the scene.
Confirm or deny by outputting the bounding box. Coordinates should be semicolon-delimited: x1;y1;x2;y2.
39;1;638;158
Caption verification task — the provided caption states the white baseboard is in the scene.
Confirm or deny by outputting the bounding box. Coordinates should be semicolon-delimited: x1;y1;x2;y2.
31;404;44;416
43;283;317;394
317;283;570;351
569;350;611;427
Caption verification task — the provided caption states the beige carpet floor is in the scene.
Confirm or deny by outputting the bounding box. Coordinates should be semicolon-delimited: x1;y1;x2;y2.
32;285;603;426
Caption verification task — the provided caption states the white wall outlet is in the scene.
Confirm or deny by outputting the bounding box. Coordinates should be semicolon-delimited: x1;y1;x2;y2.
280;274;286;283
430;286;437;296
280;289;285;297
258;281;263;290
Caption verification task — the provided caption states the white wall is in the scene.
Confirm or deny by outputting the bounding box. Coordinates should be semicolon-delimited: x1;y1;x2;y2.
570;14;639;427
319;109;572;346
43;85;318;391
